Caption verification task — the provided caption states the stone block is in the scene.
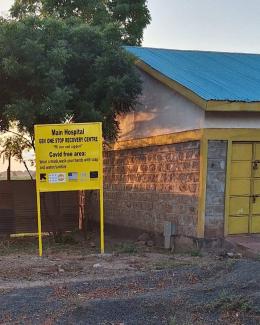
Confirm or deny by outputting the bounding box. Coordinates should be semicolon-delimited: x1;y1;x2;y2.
205;193;225;206
208;146;227;159
207;159;226;171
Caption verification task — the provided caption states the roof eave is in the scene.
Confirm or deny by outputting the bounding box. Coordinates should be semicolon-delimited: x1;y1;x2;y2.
206;100;260;112
136;60;260;112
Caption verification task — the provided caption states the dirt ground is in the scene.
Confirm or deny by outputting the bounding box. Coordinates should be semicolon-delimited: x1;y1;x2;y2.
0;235;260;324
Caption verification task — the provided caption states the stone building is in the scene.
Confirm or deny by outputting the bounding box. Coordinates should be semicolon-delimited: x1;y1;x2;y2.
101;47;260;242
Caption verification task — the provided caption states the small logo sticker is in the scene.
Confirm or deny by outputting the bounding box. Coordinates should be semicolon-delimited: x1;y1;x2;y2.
40;173;47;182
68;172;78;181
90;171;98;179
80;172;88;181
48;173;66;183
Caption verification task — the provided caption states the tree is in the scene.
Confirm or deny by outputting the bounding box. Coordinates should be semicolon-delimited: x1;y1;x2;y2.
10;0;151;45
1;3;148;241
0;133;34;180
0;16;142;143
108;0;151;46
0;137;12;181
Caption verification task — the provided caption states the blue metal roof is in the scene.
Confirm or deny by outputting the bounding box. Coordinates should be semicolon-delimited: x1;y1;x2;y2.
125;46;260;102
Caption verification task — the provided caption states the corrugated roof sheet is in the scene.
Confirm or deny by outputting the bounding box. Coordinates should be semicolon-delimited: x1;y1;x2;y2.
125;46;260;102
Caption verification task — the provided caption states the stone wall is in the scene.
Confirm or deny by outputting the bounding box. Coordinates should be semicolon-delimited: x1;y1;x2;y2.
101;141;200;237
205;140;227;238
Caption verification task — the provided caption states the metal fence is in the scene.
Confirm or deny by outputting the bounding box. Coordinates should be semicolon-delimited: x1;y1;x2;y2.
0;180;79;235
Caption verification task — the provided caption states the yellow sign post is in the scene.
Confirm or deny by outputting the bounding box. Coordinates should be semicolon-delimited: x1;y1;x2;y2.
34;122;104;256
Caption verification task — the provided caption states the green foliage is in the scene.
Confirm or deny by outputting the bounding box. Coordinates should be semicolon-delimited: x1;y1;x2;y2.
108;0;151;45
0;16;142;141
153;259;191;270
115;242;137;254
168;315;177;325
190;249;202;257
11;0;151;45
208;290;253;313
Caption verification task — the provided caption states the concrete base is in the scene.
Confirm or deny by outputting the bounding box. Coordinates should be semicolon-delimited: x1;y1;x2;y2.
225;235;260;258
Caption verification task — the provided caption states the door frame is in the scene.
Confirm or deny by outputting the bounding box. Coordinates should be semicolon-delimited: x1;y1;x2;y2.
200;129;260;237
224;140;232;236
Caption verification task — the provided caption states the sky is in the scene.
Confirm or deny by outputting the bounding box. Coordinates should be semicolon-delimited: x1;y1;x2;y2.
1;0;260;53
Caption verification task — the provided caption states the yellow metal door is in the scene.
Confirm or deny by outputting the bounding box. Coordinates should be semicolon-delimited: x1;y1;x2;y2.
228;142;260;234
229;143;252;234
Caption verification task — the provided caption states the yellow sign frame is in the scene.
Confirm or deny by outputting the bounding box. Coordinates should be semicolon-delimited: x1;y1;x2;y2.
34;122;104;256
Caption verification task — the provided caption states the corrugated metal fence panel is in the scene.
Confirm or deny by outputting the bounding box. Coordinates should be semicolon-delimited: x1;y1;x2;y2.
0;182;15;234
0;181;78;234
13;181;37;233
40;191;79;233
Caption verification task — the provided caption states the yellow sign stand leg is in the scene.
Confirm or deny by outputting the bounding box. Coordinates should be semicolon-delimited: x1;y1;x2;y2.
36;190;43;257
100;188;105;254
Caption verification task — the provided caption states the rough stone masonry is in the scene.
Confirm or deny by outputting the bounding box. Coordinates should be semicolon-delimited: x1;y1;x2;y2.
205;140;227;238
102;141;200;238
